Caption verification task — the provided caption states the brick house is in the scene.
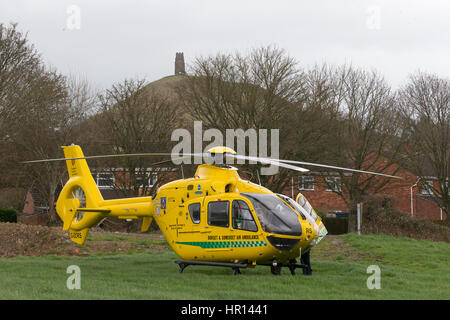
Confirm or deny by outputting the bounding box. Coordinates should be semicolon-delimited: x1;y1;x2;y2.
282;164;446;221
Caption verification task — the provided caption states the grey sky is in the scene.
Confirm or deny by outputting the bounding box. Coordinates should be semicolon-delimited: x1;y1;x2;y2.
1;0;449;90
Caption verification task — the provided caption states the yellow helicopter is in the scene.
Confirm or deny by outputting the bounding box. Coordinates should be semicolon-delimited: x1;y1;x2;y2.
24;144;399;275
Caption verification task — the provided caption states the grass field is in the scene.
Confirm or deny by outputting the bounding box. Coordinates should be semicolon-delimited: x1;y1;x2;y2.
0;233;449;300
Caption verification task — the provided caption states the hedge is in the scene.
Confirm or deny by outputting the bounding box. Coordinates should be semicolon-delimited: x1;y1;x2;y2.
322;217;348;234
0;208;17;223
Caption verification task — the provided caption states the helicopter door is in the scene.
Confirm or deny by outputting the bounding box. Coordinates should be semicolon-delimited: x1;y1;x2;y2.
207;200;230;228
203;198;233;252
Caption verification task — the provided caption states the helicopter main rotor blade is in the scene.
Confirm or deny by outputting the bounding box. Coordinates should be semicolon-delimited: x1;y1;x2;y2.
227;154;400;179
276;159;402;179
226;154;310;173
22;149;397;178
20;152;207;164
267;161;310;173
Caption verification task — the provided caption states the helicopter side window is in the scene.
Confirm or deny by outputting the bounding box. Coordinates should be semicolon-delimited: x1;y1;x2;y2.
232;200;258;232
188;203;201;224
208;201;229;228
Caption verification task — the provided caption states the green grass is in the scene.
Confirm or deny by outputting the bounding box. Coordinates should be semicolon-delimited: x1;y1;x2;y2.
0;233;449;300
341;233;450;273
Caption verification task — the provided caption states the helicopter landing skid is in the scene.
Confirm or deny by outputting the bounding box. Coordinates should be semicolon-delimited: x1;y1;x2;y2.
260;262;308;275
175;260;247;275
288;263;308;276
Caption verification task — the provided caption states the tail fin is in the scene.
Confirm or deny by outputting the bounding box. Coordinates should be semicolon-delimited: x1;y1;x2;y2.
56;145;106;244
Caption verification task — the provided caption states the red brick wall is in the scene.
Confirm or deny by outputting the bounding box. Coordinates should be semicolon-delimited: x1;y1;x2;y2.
381;169;444;221
415;196;444;220
377;168;417;215
282;175;349;214
17;213;49;225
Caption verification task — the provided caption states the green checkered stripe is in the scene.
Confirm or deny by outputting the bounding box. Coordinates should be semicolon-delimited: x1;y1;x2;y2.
176;240;267;249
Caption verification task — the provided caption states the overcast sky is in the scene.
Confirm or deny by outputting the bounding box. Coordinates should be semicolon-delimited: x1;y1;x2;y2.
1;0;449;91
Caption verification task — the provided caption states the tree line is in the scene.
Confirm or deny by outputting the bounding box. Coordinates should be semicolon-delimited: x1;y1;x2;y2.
0;23;448;226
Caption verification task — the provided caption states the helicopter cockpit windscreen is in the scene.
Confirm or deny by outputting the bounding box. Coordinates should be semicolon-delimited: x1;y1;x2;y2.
277;193;319;235
241;193;302;236
276;193;306;219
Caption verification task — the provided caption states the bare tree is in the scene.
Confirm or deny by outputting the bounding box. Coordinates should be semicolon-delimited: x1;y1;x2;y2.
0;23;96;222
178;46;305;192
97;77;180;198
0;23;41;188
288;64;345;164
0;23;40;117
10;72;95;223
325;66;406;230
399;72;450;226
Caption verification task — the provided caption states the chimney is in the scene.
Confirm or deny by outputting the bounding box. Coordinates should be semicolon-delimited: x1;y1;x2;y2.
174;52;186;75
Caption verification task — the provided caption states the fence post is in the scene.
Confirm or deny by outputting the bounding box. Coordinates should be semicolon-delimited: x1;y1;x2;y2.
357;202;362;235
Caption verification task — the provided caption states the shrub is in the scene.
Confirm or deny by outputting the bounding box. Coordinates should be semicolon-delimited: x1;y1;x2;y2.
0;188;26;212
361;195;449;243
432;220;447;227
0;208;17;223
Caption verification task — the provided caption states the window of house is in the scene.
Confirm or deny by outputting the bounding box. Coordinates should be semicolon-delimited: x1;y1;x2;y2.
135;172;158;188
189;203;201;224
299;176;314;191
207;201;229;228
232;200;257;232
420;180;434;195
95;172;115;189
325;177;342;192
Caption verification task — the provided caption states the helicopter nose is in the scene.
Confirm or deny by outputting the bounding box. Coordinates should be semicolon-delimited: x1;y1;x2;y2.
266;236;300;251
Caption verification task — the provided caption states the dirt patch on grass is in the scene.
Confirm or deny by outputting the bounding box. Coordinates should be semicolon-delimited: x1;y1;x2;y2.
0;222;168;258
311;235;383;263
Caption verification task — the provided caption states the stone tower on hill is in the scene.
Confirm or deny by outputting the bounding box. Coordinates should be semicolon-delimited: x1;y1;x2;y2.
175;52;186;75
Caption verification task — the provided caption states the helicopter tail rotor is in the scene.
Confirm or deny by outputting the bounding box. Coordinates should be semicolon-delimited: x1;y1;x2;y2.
55;145;107;244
